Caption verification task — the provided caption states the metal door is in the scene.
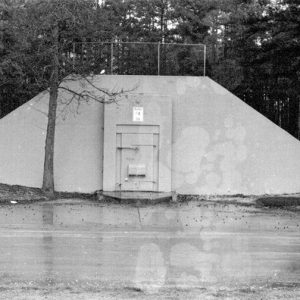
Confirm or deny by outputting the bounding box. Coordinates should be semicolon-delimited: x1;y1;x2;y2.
116;131;158;191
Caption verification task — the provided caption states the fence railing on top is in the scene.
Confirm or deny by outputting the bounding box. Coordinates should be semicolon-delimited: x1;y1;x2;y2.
68;42;206;76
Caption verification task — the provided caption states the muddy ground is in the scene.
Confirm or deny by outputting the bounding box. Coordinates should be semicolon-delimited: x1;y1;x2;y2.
1;182;300;209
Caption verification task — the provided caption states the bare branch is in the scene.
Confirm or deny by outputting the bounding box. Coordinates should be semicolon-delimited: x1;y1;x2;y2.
79;74;138;97
58;85;116;104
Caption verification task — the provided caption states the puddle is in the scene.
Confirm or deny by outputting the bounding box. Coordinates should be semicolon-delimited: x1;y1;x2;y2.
0;200;299;294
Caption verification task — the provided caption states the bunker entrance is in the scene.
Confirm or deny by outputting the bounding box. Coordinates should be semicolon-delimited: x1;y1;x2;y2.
116;126;159;192
103;93;172;198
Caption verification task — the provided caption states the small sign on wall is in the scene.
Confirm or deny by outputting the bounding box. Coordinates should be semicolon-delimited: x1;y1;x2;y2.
133;107;144;122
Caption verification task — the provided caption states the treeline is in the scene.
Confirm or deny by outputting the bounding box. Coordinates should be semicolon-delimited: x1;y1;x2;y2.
0;0;299;138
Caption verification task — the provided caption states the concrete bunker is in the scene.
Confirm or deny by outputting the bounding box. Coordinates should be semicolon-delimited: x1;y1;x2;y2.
0;75;300;197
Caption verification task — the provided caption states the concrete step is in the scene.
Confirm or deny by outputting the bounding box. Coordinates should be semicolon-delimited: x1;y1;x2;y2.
101;191;172;204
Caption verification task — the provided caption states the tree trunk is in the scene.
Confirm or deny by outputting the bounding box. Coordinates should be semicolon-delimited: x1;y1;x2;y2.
298;98;300;140
42;25;59;198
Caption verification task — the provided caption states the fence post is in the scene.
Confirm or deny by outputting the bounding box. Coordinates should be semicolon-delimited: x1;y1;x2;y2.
157;42;160;75
110;42;114;74
203;44;206;77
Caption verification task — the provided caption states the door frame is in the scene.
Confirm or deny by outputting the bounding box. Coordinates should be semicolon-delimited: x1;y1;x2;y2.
116;125;159;191
103;94;172;193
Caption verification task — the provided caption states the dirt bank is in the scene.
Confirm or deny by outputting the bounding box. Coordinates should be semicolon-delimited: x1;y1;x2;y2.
0;183;94;203
0;182;299;209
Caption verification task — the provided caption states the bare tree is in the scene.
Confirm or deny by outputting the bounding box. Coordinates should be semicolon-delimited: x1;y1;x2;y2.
11;0;129;197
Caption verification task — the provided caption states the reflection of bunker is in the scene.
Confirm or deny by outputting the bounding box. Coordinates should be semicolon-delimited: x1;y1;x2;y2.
0;201;299;290
0;75;300;196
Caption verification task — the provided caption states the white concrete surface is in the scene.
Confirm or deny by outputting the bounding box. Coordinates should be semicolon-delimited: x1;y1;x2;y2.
0;75;300;194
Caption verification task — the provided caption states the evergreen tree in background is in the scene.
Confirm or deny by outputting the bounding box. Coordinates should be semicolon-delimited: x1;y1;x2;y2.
0;0;299;139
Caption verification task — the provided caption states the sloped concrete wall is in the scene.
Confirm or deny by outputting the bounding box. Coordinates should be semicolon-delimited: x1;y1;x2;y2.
170;77;300;195
0;92;47;188
0;80;105;192
1;75;300;194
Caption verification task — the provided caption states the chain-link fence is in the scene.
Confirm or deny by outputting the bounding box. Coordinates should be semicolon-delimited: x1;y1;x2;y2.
70;42;206;76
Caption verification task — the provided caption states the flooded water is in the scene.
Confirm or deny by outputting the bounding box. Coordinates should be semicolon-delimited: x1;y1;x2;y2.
0;199;299;299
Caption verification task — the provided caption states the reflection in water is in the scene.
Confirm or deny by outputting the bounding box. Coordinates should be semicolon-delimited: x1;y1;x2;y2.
0;200;299;293
42;203;54;285
135;243;166;293
42;203;54;226
133;204;219;291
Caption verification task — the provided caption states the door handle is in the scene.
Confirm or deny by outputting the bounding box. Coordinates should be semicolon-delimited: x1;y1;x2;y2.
117;146;139;151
